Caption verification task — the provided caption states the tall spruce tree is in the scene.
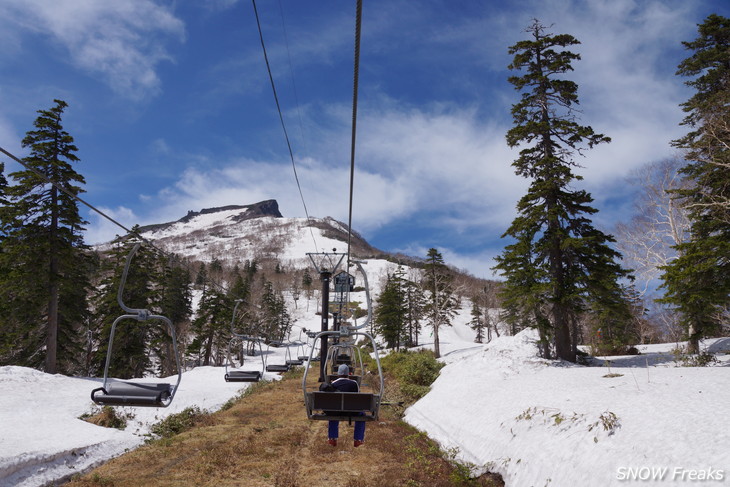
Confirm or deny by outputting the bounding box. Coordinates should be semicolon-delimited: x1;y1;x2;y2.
403;269;425;347
374;271;407;350
188;286;231;366
0;100;92;373
423;248;459;358
469;301;486;343
493;21;630;362
661;14;730;353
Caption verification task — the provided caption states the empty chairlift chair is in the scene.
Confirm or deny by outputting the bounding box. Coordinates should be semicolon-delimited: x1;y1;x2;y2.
265;340;291;373
224;300;265;382
91;243;182;408
225;336;264;382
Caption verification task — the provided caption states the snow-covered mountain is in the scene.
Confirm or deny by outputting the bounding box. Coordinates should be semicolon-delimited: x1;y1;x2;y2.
131;199;385;270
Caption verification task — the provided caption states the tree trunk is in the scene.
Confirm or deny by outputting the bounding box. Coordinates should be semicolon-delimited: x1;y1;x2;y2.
46;184;60;374
687;323;700;354
433;323;440;358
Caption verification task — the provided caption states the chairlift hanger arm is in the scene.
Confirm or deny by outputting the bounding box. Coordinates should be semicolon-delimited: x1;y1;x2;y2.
306;251;347;275
343;260;371;332
91;241;182;407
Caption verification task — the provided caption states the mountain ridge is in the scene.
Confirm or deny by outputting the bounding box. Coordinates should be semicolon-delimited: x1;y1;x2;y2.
136;199;283;235
134;199;389;269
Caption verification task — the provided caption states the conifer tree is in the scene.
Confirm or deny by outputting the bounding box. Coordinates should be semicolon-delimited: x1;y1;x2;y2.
0;100;92;373
469;301;486;343
493;21;631;362
157;257;192;376
402;269;425;347
374;272;407;350
661;14;730;353
188;286;231;366
423;248;459;358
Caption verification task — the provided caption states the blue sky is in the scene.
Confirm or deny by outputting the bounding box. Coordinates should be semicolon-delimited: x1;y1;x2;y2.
0;0;727;278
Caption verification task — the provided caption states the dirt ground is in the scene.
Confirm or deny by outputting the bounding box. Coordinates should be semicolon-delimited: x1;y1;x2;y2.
65;370;503;487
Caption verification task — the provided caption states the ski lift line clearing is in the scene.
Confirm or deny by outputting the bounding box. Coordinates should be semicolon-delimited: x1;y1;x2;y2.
91;243;182;408
225;299;266;382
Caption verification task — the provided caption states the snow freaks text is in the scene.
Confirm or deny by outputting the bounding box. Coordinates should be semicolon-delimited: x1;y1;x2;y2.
616;466;725;482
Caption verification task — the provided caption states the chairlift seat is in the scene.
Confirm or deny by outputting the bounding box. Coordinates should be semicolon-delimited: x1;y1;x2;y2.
306;391;378;421
266;364;290;372
335;354;352;365
297;355;309;361
91;381;173;407
286;359;303;366
225;371;261;382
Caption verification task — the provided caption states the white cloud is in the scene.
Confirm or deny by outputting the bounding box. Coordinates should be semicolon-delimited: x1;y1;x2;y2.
0;0;185;100
84;205;139;245
86;0;711;275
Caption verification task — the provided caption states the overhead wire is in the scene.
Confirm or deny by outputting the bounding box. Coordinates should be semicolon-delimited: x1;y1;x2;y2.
251;0;319;253
346;0;363;276
0;145;232;295
0;146;138;240
276;0;309;155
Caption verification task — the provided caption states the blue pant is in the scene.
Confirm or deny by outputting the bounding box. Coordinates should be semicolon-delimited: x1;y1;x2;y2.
328;419;366;441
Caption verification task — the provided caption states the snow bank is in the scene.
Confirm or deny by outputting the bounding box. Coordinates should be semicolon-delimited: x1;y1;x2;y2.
405;330;730;486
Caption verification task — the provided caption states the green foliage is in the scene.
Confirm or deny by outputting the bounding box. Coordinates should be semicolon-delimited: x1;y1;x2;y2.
0;99;93;374
187;286;231;366
375;272;408;349
148;406;209;440
671;347;719;367
662;14;730;353
423;249;459;358
381;349;445;401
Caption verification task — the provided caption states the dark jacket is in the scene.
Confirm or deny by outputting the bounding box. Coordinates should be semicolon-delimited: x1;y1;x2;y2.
331;377;359;393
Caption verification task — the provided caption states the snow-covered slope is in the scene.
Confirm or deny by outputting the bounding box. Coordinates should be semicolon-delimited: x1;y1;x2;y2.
127;202;378;270
405;329;730;487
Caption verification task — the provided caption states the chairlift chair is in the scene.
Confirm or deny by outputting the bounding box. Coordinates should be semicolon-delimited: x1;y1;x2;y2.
325;342;363;386
286;342;304;366
90;243;182;408
302;329;383;422
224;300;266;382
265;340;291;373
302;260;383;422
225;335;265;382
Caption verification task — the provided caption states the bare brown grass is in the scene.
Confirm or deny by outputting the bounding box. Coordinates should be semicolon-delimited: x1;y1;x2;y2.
66;369;503;487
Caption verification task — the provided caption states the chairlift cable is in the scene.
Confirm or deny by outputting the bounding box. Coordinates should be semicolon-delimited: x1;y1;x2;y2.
276;0;309;155
0;146;231;295
251;0;319;252
0;146;138;242
345;0;363;277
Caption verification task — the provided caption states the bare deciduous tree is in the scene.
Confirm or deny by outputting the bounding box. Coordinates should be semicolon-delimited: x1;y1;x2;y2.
614;156;692;295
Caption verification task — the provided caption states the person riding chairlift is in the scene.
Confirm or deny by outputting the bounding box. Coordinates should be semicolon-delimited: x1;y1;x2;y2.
321;363;365;447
